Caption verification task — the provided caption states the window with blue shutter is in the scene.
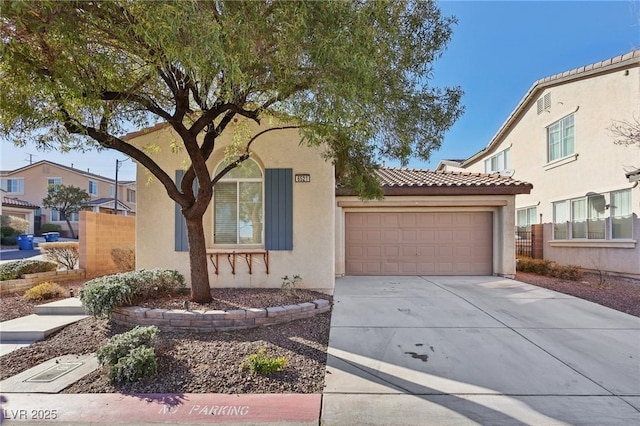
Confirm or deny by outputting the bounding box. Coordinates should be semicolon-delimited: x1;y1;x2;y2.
174;170;188;251
265;168;293;250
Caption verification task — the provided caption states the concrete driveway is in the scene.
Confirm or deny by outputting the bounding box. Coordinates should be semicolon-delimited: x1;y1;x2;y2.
322;276;640;425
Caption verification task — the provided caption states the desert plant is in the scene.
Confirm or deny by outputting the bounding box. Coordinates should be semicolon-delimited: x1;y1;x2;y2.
39;223;63;234
23;281;66;301
1;235;18;246
0;260;58;281
516;256;582;281
0;215;30;234
97;326;159;384
1;226;17;237
110;246;135;272
39;242;80;270
242;348;287;376
80;269;185;316
281;274;302;296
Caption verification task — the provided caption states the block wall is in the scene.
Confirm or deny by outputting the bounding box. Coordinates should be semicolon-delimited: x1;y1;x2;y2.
79;211;135;278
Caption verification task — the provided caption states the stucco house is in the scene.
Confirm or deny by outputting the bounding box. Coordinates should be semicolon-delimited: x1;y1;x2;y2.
126;121;532;292
0;160;136;236
438;50;640;276
1;190;40;234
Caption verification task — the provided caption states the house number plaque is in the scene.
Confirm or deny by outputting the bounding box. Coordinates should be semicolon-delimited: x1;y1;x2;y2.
295;174;311;183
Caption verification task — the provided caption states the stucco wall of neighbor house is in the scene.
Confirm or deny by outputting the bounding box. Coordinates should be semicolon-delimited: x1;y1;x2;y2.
462;63;640;274
132;123;335;292
335;194;518;278
2;162;134;235
79;211;135;278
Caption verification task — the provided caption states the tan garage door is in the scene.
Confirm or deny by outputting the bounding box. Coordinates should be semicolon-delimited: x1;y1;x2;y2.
345;212;493;276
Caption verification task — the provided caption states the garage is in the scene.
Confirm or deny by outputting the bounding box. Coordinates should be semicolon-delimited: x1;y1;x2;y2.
336;167;533;279
345;211;493;276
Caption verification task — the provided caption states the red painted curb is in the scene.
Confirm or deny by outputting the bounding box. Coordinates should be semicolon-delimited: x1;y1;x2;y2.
1;393;321;424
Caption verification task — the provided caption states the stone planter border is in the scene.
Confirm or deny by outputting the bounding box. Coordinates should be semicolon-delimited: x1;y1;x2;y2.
0;269;86;296
111;299;331;332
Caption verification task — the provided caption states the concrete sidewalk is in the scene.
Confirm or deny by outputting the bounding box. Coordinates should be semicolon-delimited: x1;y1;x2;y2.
322;276;640;425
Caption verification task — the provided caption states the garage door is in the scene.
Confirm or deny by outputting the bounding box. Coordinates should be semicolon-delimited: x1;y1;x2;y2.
345;212;493;276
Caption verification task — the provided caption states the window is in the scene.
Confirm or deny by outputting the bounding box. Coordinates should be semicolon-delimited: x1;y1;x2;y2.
547;114;574;162
213;159;263;245
516;206;537;231
47;177;62;187
51;209;79;222
109;185;115;197
88;180;98;195
1;178;24;194
127;189;136;203
484;148;510;173
611;189;632;239
553;189;632;240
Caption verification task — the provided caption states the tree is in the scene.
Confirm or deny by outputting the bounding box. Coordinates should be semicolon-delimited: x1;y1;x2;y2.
1;1;463;302
609;116;640;148
42;185;91;239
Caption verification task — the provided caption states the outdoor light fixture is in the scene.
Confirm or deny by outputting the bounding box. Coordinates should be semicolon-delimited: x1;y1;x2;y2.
69;288;74;297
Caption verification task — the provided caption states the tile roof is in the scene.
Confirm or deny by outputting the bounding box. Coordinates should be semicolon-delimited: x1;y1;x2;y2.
2;196;40;209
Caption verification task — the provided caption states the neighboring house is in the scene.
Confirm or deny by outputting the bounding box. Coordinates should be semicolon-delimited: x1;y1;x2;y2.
1;191;40;234
0;160;136;237
439;50;640;276
126;121;531;292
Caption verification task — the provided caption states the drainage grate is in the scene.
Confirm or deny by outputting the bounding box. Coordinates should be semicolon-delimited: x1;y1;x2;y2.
25;362;84;383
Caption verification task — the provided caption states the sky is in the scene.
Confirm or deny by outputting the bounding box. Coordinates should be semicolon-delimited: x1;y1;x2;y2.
1;1;639;181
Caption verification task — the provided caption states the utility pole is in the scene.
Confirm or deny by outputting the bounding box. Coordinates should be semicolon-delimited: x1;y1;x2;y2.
25;153;36;164
113;158;129;215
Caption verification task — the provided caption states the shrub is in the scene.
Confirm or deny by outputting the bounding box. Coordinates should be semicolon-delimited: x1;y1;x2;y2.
1;226;17;237
242;348;287;376
97;326;159;366
39;223;63;234
281;274;302;296
110;246;135;272
0;215;30;234
516;256;582;281
80;269;185;316
97;326;159;383
23;281;66;301
39;242;79;270
1;236;18;246
0;260;58;281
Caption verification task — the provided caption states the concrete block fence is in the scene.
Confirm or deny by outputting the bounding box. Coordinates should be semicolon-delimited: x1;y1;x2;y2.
111;299;331;332
0;269;86;296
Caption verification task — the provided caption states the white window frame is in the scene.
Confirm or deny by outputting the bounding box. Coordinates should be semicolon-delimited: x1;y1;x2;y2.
109;184;115;197
484;147;510;173
1;178;24;195
212;159;264;246
516;206;537;231
88;180;98;196
127;189;136;203
51;209;79;222
547;114;575;163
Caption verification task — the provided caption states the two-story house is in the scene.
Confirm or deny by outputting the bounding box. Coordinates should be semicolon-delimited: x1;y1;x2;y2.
439;50;639;276
0;160;136;237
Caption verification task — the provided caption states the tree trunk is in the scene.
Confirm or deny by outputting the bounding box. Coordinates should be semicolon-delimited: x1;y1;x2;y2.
65;217;76;239
185;215;213;303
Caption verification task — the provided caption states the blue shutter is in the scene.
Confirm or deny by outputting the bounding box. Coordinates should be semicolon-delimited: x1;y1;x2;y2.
265;168;293;250
174;170;188;251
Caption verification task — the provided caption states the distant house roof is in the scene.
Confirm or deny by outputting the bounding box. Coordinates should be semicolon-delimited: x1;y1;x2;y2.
626;168;640;183
121;122;171;141
85;198;132;211
0;159;123;184
337;167;533;196
2;196;40;210
459;50;640;167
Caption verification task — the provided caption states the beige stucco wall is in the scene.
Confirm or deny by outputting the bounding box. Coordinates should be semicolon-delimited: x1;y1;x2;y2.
2;162;135;235
462;64;640;275
335;194;518;278
132;122;335;292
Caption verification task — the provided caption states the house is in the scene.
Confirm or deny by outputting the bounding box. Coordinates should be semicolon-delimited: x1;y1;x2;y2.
1;190;40;234
0;160;136;237
439;50;640;276
126;121;531;292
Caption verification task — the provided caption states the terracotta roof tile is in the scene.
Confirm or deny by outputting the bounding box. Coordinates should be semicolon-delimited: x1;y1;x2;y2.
375;167;532;189
2;196;40;209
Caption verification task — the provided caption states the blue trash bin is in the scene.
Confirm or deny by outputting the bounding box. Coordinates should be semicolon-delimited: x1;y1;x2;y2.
17;234;34;250
43;232;60;242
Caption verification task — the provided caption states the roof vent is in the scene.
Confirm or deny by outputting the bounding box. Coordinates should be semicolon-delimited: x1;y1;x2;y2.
536;93;551;115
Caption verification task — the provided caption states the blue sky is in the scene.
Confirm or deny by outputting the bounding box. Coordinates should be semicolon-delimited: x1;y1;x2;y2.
1;1;639;181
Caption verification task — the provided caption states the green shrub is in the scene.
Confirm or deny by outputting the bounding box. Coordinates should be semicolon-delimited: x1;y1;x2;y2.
97;326;159;384
39;223;63;234
0;260;58;281
97;326;159;366
242;348;287;376
39;242;80;270
110;246;135;272
0;215;30;234
23;281;66;301
517;256;582;281
1;226;17;237
1;236;18;246
80;269;185;316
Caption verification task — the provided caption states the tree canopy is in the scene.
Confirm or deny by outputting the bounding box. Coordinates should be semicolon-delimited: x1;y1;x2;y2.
42;184;91;239
1;0;463;301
